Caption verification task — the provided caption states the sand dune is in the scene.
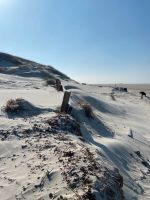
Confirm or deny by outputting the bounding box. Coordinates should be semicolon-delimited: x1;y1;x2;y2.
0;53;150;200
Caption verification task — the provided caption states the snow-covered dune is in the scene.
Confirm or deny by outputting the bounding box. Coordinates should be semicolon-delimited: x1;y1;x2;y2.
63;81;150;199
0;53;150;199
0;52;70;80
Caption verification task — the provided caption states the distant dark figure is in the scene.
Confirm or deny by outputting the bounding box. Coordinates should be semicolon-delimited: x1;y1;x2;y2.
139;91;147;99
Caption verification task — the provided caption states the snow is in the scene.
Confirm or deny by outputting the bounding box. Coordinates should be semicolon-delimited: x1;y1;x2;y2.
0;74;63;130
63;81;150;199
0;68;150;199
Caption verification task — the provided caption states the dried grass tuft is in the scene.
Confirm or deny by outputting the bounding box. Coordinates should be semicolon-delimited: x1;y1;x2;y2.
81;104;93;118
3;98;24;113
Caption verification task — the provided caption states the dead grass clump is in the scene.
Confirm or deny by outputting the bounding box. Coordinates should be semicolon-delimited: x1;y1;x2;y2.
45;78;56;86
44;75;56;87
81;104;93;118
110;93;116;101
3;98;24;113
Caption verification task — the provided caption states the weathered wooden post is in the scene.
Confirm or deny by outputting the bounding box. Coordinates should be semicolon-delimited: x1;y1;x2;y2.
61;91;71;113
56;79;61;91
56;79;63;91
59;84;63;92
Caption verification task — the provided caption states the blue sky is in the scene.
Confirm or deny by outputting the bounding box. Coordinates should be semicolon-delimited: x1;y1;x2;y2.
0;0;150;83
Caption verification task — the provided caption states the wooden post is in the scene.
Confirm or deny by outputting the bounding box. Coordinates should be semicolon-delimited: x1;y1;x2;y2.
56;79;63;91
59;84;63;92
61;91;71;113
56;79;61;91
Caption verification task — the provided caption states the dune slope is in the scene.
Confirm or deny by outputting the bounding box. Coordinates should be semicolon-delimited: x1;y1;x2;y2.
0;53;150;200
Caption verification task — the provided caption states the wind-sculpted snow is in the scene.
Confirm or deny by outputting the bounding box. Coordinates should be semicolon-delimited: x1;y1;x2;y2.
63;80;150;200
0;53;150;199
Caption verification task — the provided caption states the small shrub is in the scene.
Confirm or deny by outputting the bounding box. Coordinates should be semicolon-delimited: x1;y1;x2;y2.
3;98;24;113
3;98;43;117
45;78;56;86
110;93;116;101
81;104;93;118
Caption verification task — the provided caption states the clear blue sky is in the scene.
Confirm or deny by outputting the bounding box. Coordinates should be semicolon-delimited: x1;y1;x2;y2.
0;0;150;83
